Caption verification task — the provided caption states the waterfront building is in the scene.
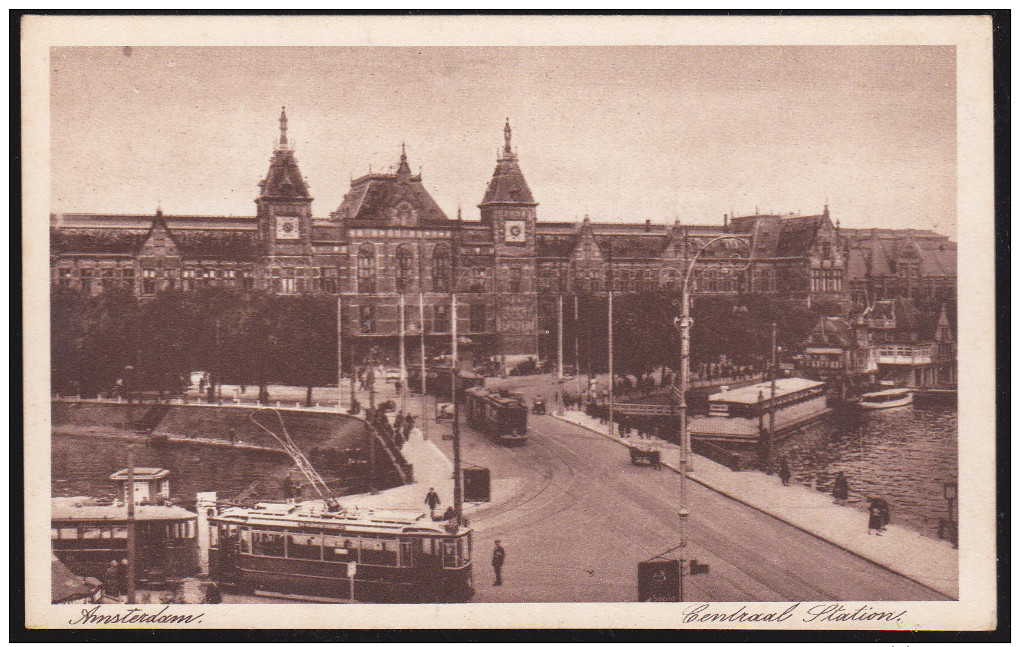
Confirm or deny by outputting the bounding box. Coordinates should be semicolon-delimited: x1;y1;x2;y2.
863;298;956;388
49;110;951;366
842;227;957;305
799;315;878;394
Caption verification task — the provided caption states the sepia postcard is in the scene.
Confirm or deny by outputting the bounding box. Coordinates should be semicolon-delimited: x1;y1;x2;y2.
21;14;998;632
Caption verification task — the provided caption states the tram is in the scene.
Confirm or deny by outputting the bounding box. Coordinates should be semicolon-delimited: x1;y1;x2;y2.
51;498;200;583
407;366;485;402
208;503;473;602
463;386;528;446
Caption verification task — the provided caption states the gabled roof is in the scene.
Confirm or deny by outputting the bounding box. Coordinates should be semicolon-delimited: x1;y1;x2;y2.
333;148;447;224
775;215;826;256
51;228;148;255
536;234;576;258
172;230;258;259
595;234;666;259
809;316;855;347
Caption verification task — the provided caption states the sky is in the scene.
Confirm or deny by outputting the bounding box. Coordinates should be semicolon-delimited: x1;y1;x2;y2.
50;46;956;236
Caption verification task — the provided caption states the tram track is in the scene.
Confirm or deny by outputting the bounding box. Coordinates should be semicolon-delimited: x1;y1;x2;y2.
471;413;948;602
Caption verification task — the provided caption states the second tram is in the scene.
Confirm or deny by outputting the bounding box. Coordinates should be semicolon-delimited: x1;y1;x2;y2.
463;386;528;446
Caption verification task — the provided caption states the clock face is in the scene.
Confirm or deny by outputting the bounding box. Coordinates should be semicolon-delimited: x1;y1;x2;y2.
505;220;527;243
276;216;300;240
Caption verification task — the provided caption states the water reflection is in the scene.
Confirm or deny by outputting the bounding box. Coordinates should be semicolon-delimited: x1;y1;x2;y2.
776;402;958;532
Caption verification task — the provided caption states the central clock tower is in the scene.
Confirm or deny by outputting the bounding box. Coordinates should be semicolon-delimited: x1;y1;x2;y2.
256;107;313;256
479;119;539;357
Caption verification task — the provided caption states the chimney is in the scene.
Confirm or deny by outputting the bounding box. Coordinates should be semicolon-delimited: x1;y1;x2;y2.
645;219;651;232
724;213;729;231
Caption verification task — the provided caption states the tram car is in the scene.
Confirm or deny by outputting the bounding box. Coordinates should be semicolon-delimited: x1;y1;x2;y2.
51;498;200;583
407;366;485;402
463;386;528;446
208;503;474;603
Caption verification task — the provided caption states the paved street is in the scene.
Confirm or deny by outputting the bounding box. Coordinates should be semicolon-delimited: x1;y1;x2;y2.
422;400;949;603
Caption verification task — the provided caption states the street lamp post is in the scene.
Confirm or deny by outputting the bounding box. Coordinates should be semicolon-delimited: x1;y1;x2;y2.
671;234;750;601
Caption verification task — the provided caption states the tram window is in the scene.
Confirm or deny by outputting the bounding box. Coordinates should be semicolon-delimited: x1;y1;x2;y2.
252;531;286;557
80;526;103;540
459;535;471;563
360;537;397;566
323;536;355;562
111;526;127;539
286;533;324;561
50;528;59;540
238;527;252;554
441;539;458;568
58;527;77;540
209;526;219;547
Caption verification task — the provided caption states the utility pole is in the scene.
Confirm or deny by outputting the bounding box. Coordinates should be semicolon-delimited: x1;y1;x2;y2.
419;291;428;440
452;221;463;526
676;287;691;602
767;321;777;468
337;295;343;410
574;294;580;399
607;246;614;436
557;294;564;415
399;291;407;416
126;445;136;604
608;288;614;435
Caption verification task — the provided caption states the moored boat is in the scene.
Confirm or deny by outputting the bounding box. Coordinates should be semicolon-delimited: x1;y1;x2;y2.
857;388;914;410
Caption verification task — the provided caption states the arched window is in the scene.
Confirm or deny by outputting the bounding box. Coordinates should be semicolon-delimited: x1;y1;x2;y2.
358;243;376;294
432;243;451;292
396;244;415;292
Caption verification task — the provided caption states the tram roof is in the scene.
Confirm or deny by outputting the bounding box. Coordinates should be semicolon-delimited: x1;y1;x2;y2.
51;498;196;522
212;504;467;536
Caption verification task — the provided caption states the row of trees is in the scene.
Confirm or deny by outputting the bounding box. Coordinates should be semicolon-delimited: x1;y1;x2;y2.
51;287;341;400
551;293;843;378
52;285;847;399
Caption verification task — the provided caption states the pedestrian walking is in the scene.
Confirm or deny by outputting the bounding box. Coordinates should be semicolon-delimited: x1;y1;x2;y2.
832;471;849;505
118;558;129;600
103;559;122;600
425;487;441;518
492;539;506;586
867;498;884;535
778;456;792;486
876;498;891;532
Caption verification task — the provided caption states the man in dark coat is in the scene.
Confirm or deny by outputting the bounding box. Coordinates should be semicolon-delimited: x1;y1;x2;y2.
425;487;441;518
832;471;849;505
104;559;122;600
492;540;506;586
778;456;792;486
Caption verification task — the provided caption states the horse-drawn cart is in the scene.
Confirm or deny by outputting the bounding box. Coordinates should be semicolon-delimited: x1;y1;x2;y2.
629;445;661;468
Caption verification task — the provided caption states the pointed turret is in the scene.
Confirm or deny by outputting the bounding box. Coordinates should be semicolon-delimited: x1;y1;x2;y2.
480;118;537;211
258;107;310;199
255;108;313;253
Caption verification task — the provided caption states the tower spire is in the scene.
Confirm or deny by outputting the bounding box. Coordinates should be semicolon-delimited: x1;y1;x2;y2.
278;106;289;148
503;118;512;155
396;141;411;175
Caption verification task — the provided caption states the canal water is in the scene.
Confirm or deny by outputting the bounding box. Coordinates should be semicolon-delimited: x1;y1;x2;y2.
774;401;958;534
52;435;298;502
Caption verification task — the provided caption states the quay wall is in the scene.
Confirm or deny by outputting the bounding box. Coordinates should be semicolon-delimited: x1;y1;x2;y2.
51;399;408;495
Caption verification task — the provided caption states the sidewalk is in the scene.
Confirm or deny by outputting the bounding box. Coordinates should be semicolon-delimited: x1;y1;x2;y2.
554;409;959;599
337;419;520;522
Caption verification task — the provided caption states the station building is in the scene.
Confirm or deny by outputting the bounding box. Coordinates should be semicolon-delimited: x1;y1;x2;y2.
49;110;953;365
